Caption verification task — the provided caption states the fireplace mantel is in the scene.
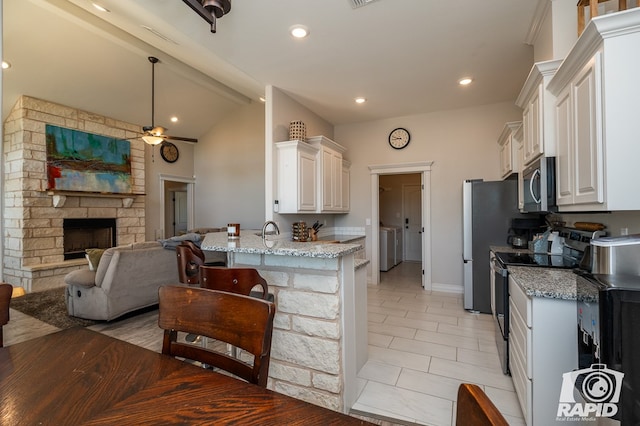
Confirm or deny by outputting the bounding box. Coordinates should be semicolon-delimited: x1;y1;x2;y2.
46;191;145;208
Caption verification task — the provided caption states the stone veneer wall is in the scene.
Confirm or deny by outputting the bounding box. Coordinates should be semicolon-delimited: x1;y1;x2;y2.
3;96;146;292
229;251;356;413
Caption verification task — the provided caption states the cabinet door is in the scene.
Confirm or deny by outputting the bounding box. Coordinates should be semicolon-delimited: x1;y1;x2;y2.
332;151;343;209
321;149;334;210
499;138;512;178
523;87;543;165
299;150;317;211
572;54;604;205
341;161;350;212
555;87;573;205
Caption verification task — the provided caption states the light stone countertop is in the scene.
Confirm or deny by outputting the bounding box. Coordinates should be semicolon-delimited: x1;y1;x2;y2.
201;231;362;259
508;266;578;301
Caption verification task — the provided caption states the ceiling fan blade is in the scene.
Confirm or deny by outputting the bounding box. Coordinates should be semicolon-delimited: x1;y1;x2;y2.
164;135;198;143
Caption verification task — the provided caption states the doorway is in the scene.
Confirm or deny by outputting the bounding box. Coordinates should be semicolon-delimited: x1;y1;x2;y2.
160;174;195;239
369;162;433;289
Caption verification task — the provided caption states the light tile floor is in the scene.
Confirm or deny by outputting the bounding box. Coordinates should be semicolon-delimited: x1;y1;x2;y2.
350;262;526;425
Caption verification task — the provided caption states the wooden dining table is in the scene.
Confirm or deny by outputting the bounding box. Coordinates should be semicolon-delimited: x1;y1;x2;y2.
0;327;373;425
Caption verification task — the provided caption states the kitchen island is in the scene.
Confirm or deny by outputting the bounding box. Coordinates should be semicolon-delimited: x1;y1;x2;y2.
201;232;367;414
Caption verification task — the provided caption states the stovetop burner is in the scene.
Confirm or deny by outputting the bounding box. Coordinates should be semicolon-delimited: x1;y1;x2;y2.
494;252;578;269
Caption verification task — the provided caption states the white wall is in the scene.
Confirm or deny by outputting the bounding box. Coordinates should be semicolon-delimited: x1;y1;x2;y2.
335;101;522;290
144;141;196;239
193;101;266;230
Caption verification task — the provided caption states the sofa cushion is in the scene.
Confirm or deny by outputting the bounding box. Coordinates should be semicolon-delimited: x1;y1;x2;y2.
131;241;162;250
85;248;105;271
64;269;96;288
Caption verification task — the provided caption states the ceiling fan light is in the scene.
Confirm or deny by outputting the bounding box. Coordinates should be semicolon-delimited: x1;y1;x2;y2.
142;135;164;145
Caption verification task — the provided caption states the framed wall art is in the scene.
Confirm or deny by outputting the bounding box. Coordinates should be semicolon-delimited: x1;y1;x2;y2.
45;125;132;194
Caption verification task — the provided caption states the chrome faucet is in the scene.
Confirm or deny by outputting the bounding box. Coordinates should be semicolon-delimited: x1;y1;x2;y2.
261;221;280;239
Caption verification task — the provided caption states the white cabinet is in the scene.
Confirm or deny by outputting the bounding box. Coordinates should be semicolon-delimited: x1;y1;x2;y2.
498;121;522;179
509;276;577;426
276;137;349;214
553;54;603;208
516;60;562;167
515;126;525;211
275;140;319;213
342;159;351;212
307;136;348;213
549;9;640;211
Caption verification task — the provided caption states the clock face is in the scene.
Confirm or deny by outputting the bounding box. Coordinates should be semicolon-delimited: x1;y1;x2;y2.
160;142;179;163
388;128;410;149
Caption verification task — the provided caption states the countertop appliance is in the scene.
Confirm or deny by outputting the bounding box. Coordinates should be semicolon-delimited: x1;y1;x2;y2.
576;273;640;424
522;156;556;213
462;179;533;313
591;234;640;275
492;227;605;375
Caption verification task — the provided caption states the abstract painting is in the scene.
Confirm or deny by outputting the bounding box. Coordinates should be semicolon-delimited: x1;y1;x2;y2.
45;125;132;194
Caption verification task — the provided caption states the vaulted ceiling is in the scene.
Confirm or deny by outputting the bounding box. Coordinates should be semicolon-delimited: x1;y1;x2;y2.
3;0;540;141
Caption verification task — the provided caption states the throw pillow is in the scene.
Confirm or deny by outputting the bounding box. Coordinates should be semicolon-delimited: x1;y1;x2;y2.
85;248;105;271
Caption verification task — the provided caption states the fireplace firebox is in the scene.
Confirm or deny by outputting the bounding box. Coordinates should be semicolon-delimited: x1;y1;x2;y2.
63;218;117;260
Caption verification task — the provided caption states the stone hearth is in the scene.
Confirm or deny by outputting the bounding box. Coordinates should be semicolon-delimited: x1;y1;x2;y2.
3;96;146;292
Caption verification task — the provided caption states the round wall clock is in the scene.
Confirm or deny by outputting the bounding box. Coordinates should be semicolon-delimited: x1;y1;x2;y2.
388;127;410;149
160;142;179;163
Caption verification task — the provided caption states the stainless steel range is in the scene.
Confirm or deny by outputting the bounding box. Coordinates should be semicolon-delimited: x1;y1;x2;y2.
491;227;606;375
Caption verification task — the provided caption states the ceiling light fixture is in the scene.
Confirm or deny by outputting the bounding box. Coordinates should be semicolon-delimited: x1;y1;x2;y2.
290;25;309;38
2;61;11;69
458;77;473;86
92;3;110;12
355;97;366;104
170;116;179;123
181;0;231;33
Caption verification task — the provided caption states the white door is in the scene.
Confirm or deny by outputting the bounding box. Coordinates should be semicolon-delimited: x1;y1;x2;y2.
403;184;422;262
174;191;188;236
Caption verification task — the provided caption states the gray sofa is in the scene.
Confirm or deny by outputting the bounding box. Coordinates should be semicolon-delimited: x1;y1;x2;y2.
64;241;180;321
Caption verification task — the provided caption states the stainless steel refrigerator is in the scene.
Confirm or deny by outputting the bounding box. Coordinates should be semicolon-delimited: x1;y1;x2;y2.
462;179;523;313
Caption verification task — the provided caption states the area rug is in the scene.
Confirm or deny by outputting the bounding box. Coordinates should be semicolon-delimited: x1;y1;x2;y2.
9;287;100;329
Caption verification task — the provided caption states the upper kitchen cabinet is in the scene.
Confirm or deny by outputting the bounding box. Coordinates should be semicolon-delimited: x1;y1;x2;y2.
342;159;351;212
276;140;319;213
307;136;348;213
498;121;522;180
548;8;640;211
516;60;563;167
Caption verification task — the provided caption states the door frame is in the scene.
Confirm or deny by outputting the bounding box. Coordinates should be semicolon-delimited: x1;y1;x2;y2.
369;161;433;289
159;174;195;239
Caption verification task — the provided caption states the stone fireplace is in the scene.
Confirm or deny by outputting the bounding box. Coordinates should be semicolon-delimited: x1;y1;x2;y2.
3;96;146;292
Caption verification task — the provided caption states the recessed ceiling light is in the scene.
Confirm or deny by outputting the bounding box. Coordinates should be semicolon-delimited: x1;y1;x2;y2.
259;96;266;103
290;25;309;39
170;116;178;123
2;61;11;69
458;77;473;86
355;97;367;104
92;3;110;12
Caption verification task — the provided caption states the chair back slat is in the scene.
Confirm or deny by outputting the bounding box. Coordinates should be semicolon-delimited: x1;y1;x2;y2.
158;285;275;387
456;383;509;426
200;266;270;300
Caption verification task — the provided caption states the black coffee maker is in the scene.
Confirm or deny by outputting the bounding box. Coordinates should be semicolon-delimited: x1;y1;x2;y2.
507;217;545;249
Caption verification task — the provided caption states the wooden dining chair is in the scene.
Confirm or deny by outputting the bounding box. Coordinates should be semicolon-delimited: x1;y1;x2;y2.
176;241;225;285
0;283;14;348
158;285;276;387
199;266;274;302
456;383;509;426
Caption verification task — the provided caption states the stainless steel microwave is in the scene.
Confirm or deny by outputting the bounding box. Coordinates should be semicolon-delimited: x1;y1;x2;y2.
522;156;556;213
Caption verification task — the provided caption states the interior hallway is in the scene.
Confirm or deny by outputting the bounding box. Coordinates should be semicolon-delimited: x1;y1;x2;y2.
4;262;525;426
351;261;525;425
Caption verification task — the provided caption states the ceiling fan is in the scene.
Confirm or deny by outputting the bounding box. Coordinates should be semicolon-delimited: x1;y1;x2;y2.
141;56;198;145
